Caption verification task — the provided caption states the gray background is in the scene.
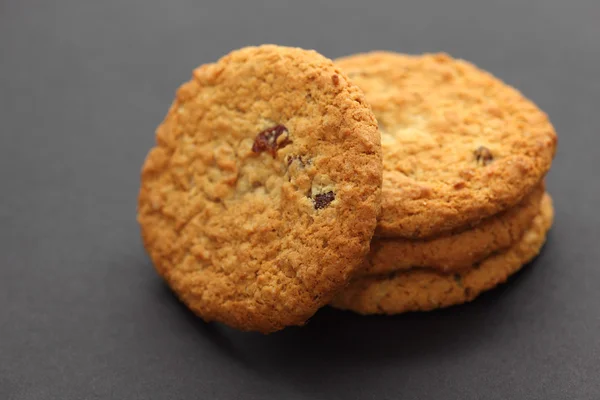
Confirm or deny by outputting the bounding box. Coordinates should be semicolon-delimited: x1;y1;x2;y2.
1;0;599;399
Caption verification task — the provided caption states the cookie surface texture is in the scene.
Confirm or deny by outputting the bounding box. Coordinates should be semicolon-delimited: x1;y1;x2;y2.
138;45;382;333
336;52;557;238
331;194;554;315
360;183;545;275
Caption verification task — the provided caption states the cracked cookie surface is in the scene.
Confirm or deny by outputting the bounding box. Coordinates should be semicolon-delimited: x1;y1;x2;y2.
331;194;553;315
138;45;382;333
336;52;557;238
359;183;544;275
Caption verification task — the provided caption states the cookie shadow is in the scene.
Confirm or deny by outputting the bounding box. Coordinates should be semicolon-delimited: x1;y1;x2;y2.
153;232;553;397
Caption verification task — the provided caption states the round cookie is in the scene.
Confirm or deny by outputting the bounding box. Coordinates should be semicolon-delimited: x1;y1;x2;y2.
331;194;553;315
360;183;544;276
138;45;382;333
336;52;557;239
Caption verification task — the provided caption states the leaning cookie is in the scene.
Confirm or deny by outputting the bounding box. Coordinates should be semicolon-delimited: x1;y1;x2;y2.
138;45;382;333
336;52;557;239
360;183;544;276
331;194;553;315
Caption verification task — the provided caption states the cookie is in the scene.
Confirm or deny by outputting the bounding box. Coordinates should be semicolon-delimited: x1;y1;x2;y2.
331;193;553;315
138;45;382;333
336;52;557;238
360;182;544;275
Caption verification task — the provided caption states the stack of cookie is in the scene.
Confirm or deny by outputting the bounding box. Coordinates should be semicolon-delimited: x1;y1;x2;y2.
138;45;557;333
330;52;556;314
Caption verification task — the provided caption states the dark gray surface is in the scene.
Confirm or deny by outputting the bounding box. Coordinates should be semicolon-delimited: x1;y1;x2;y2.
1;0;599;398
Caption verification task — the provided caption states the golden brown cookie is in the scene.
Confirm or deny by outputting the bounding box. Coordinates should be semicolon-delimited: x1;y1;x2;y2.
336;52;557;239
138;45;382;333
331;193;553;315
360;183;545;275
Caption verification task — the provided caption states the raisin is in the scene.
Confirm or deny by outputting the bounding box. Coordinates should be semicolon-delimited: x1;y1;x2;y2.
331;74;340;85
313;191;335;210
252;125;291;158
453;274;463;287
474;146;494;166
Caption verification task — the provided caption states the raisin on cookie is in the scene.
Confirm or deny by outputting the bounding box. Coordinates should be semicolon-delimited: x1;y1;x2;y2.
331;194;554;315
336;52;557;239
138;45;382;333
